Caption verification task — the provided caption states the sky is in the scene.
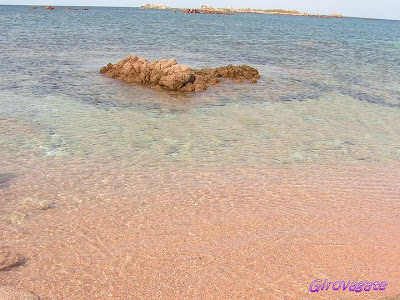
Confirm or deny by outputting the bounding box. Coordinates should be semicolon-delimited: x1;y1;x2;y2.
2;0;400;20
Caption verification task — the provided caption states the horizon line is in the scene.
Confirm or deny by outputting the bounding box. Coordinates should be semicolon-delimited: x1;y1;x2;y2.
1;3;399;21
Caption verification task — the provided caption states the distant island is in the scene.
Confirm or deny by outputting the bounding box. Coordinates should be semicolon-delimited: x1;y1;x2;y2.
141;3;171;10
141;4;345;18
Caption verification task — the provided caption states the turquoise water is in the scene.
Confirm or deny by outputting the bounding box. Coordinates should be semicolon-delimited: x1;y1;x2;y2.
1;7;400;299
0;6;400;172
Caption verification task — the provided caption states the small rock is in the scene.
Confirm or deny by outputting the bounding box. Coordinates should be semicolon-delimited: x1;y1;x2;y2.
0;249;25;271
0;286;39;300
23;197;55;211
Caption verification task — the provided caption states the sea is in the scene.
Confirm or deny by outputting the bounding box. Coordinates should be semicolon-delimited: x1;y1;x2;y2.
0;5;399;299
1;6;399;170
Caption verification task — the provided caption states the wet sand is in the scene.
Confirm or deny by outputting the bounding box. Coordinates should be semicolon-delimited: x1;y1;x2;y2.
1;158;399;299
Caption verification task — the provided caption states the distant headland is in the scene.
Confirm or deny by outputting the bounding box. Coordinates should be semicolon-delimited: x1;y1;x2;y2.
141;4;171;10
141;4;345;18
30;6;89;11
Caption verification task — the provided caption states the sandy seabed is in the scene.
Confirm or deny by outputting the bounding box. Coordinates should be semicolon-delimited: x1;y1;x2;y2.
0;158;399;299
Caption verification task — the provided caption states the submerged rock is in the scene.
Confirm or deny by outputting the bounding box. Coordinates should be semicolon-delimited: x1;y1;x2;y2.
181;9;202;14
0;249;25;271
100;56;260;92
9;212;26;224
0;286;39;300
23;197;56;210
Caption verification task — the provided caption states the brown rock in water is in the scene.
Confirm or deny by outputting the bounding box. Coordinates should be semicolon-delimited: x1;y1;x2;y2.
0;286;39;300
0;249;25;271
181;8;202;14
100;56;260;92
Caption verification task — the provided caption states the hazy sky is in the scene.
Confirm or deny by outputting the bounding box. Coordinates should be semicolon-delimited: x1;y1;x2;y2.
3;0;400;20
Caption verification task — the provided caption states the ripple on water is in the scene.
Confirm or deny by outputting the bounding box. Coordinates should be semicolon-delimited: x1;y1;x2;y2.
0;6;400;298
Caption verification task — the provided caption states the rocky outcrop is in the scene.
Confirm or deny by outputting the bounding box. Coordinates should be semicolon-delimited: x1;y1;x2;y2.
328;14;345;18
181;7;233;15
100;56;260;92
141;4;171;10
200;5;234;15
0;286;39;300
181;9;202;14
177;5;345;18
44;6;55;10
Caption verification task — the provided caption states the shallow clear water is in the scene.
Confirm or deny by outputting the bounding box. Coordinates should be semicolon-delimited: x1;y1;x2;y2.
1;6;400;299
1;5;399;174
